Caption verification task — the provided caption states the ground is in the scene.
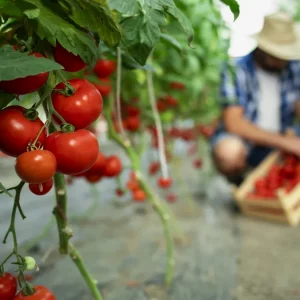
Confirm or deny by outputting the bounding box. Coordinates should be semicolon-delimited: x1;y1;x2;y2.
1;139;300;300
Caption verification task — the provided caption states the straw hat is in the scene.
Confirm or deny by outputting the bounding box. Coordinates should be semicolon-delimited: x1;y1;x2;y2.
256;12;300;60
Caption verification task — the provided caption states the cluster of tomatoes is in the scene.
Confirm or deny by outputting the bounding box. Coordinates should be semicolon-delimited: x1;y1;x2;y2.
248;154;300;200
0;272;55;300
0;44;119;197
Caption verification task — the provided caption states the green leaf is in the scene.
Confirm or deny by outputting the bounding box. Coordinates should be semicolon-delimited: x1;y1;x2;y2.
0;91;15;109
24;0;98;66
220;0;240;21
167;7;194;45
57;0;121;47
19;1;40;19
0;45;63;81
160;33;182;52
107;0;139;15
0;182;13;197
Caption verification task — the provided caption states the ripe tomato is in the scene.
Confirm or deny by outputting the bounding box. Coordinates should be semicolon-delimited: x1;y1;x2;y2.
29;178;54;195
52;79;103;129
15;150;56;183
44;130;99;175
13;285;55;300
0;106;47;157
0;53;48;95
158;177;172;189
103;155;122;177
169;81;185;90
53;42;86;72
126;106;140;117
193;159;203;169
0;272;17;300
165;95;179;107
84;152;106;175
133;189;146;202
148;162;160;175
93;78;112;97
126;180;140;191
116;188;124;196
93;59;116;78
125;116;140;132
167;193;177;203
85;173;102;183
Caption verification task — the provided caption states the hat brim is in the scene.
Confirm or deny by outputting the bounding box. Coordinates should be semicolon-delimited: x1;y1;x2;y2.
256;24;300;60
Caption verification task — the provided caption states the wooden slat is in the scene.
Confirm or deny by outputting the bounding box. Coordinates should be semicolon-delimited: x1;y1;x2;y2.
243;210;289;224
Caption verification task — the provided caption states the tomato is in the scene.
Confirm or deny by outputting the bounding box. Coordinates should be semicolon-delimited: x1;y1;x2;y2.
132;189;146;202
93;59;116;78
0;106;47;157
53;42;86;72
156;99;167;112
0;53;48;95
158;177;172;189
116;188;124;196
126;106;140;117
0;272;17;300
193;159;203;169
165;95;179;107
125;116;140;132
93;78;112;97
85;173;102;183
44;130;99;175
29;178;54;195
148;162;160;175
169;81;185;90
13;285;55;300
126;180;140;191
103;155;122;177
167;193;177;203
15;150;56;183
52;79;102;129
84;152;106;175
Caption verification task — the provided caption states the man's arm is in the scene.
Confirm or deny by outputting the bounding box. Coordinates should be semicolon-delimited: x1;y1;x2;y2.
223;106;300;155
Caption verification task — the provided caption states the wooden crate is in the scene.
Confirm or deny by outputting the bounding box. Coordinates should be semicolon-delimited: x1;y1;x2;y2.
232;151;300;226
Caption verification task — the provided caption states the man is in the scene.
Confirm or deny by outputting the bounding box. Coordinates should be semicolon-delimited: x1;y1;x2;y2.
211;12;300;185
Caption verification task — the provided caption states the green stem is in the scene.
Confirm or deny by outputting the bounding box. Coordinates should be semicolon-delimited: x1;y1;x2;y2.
52;173;70;254
69;244;103;300
104;104;175;286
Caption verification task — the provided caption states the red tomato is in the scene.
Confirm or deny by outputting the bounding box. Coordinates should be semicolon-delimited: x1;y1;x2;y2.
169;81;185;90
126;106;140;117
281;165;296;179
0;53;48;95
0;272;17;300
53;42;86;72
156;99;167;112
165;95;179;107
158;177;172;189
52;79;102;129
103;155;122;177
167;193;177;203
84;152;106;175
116;188;124;196
193;158;203;169
133;189;146;202
148;162;160;175
125;116;140;132
126;180;140;191
13;285;55;300
93;78;112;97
29;178;54;195
15;150;57;183
0;106;47;157
85;173;102;183
93;59;116;78
44;130;99;175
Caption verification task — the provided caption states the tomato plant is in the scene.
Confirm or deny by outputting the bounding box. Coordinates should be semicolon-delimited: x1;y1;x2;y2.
13;285;55;300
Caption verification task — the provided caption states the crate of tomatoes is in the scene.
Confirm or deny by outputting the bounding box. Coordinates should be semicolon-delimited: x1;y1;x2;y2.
233;151;300;226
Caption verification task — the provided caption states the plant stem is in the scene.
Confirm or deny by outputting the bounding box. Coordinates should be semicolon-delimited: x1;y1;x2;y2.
69;244;103;300
52;173;70;254
146;57;169;179
105;105;175;286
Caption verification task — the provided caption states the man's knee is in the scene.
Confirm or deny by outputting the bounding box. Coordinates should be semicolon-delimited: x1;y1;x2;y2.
213;137;247;176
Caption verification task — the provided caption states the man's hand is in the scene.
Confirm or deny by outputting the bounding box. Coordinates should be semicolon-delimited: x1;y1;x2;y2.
279;136;300;157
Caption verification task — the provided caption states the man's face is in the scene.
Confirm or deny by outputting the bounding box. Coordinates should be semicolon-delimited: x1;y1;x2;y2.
255;49;288;73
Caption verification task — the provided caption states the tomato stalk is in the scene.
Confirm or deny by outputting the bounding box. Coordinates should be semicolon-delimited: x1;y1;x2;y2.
146;56;169;179
104;103;175;286
1;181;35;294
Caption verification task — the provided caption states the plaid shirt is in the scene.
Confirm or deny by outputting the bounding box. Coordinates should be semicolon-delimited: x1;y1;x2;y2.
219;52;300;132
